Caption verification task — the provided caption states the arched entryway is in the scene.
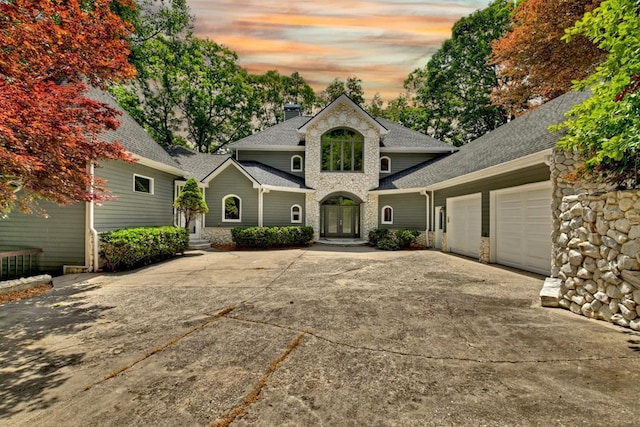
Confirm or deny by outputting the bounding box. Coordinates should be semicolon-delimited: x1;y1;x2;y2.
320;194;361;238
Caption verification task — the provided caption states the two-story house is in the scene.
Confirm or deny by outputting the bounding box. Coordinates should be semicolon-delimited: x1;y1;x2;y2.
168;94;457;246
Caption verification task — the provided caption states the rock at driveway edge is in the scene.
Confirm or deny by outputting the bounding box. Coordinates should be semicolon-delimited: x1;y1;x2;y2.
540;277;563;307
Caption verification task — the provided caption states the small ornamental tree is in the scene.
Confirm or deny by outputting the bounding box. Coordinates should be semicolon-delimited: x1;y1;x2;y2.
173;178;208;231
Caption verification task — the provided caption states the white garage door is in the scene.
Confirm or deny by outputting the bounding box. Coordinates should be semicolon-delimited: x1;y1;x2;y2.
493;182;552;275
447;193;481;258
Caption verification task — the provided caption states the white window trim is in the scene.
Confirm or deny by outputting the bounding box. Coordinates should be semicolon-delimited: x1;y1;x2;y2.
380;156;391;173
133;173;154;195
222;194;242;223
381;205;393;224
291;155;303;172
291;204;302;223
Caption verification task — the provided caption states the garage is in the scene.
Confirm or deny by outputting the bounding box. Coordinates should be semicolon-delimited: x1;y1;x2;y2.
446;193;481;258
491;181;552;275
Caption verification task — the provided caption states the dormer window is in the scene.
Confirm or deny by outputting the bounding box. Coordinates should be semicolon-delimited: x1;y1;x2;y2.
380;156;391;173
321;128;364;172
291;155;303;172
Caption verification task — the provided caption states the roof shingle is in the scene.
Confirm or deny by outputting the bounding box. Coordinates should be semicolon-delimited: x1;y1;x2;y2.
377;91;590;190
86;86;183;171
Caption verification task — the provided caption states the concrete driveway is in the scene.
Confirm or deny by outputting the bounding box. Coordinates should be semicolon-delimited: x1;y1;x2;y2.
2;246;640;426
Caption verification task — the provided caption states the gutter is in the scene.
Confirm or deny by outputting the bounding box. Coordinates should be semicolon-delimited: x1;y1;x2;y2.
88;163;99;272
420;189;430;235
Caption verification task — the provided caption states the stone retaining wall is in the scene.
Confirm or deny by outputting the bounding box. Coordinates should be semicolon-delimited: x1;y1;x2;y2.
550;148;640;329
553;191;640;328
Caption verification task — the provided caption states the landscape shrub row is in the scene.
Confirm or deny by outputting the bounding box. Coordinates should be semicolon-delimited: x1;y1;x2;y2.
231;226;314;248
100;226;189;271
368;228;420;250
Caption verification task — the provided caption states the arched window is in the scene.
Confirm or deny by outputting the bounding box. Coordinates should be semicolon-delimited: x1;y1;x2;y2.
321;128;364;172
291;204;302;223
291;155;303;172
381;206;393;224
222;195;241;222
380;156;391;173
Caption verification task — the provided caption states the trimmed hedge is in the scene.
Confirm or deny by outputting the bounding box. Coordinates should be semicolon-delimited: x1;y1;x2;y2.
100;226;189;272
231;226;314;248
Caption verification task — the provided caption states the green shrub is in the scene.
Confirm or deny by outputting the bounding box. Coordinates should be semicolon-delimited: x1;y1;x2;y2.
368;228;390;246
370;228;420;250
100;226;188;271
376;238;400;251
231;226;314;248
394;229;420;248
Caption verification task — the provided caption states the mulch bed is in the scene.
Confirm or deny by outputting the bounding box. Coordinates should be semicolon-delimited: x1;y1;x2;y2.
0;284;53;305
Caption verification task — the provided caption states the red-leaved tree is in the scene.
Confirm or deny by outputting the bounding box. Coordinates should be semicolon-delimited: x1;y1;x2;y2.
0;0;137;215
490;0;606;116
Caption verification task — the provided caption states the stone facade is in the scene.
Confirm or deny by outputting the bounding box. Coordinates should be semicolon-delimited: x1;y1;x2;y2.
427;231;435;248
303;102;383;241
479;237;490;264
203;227;234;246
549;148;640;329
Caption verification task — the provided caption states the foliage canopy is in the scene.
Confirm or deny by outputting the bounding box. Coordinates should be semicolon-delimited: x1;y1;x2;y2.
555;0;640;188
0;0;136;215
491;0;605;115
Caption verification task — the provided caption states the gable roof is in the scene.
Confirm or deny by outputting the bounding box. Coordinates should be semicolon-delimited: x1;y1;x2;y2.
238;161;310;190
200;157;310;191
164;146;229;182
229;116;310;150
86;86;186;176
229;95;451;153
297;93;388;136
376;91;591;191
376;118;457;153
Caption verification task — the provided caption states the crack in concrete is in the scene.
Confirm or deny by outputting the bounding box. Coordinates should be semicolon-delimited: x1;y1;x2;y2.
84;305;236;391
225;315;640;365
211;332;306;427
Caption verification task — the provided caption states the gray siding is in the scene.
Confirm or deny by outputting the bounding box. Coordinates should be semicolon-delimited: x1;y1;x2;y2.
205;166;259;227
0;201;86;275
433;163;550;236
379;153;436;179
263;192;306;226
378;193;427;230
236;150;305;178
94;161;179;232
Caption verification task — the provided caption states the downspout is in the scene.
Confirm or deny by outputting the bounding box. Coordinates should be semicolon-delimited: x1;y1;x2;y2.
420;189;430;243
258;187;269;227
88;163;99;272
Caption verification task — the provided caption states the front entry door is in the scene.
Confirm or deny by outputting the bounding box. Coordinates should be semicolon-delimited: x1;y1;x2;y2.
321;196;360;238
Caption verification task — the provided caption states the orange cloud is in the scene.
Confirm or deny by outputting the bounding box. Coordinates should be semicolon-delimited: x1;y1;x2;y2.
188;0;490;102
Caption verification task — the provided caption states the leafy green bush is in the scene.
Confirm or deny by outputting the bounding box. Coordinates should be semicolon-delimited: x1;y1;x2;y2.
100;226;188;271
231;226;314;248
376;237;400;251
368;228;390;246
370;228;420;250
395;229;420;248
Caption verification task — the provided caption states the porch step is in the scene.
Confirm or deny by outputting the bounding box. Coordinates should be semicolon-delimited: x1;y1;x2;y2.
188;239;211;250
317;238;368;247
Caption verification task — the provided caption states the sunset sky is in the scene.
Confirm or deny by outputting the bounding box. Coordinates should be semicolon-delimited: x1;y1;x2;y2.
186;0;492;103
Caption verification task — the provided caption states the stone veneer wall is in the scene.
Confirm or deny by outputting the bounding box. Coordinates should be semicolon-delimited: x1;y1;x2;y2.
203;227;234;246
479;237;490;264
304;102;382;241
550;148;640;329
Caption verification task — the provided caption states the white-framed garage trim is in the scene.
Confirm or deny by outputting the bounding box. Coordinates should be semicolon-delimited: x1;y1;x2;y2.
490;181;552;275
446;193;482;258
